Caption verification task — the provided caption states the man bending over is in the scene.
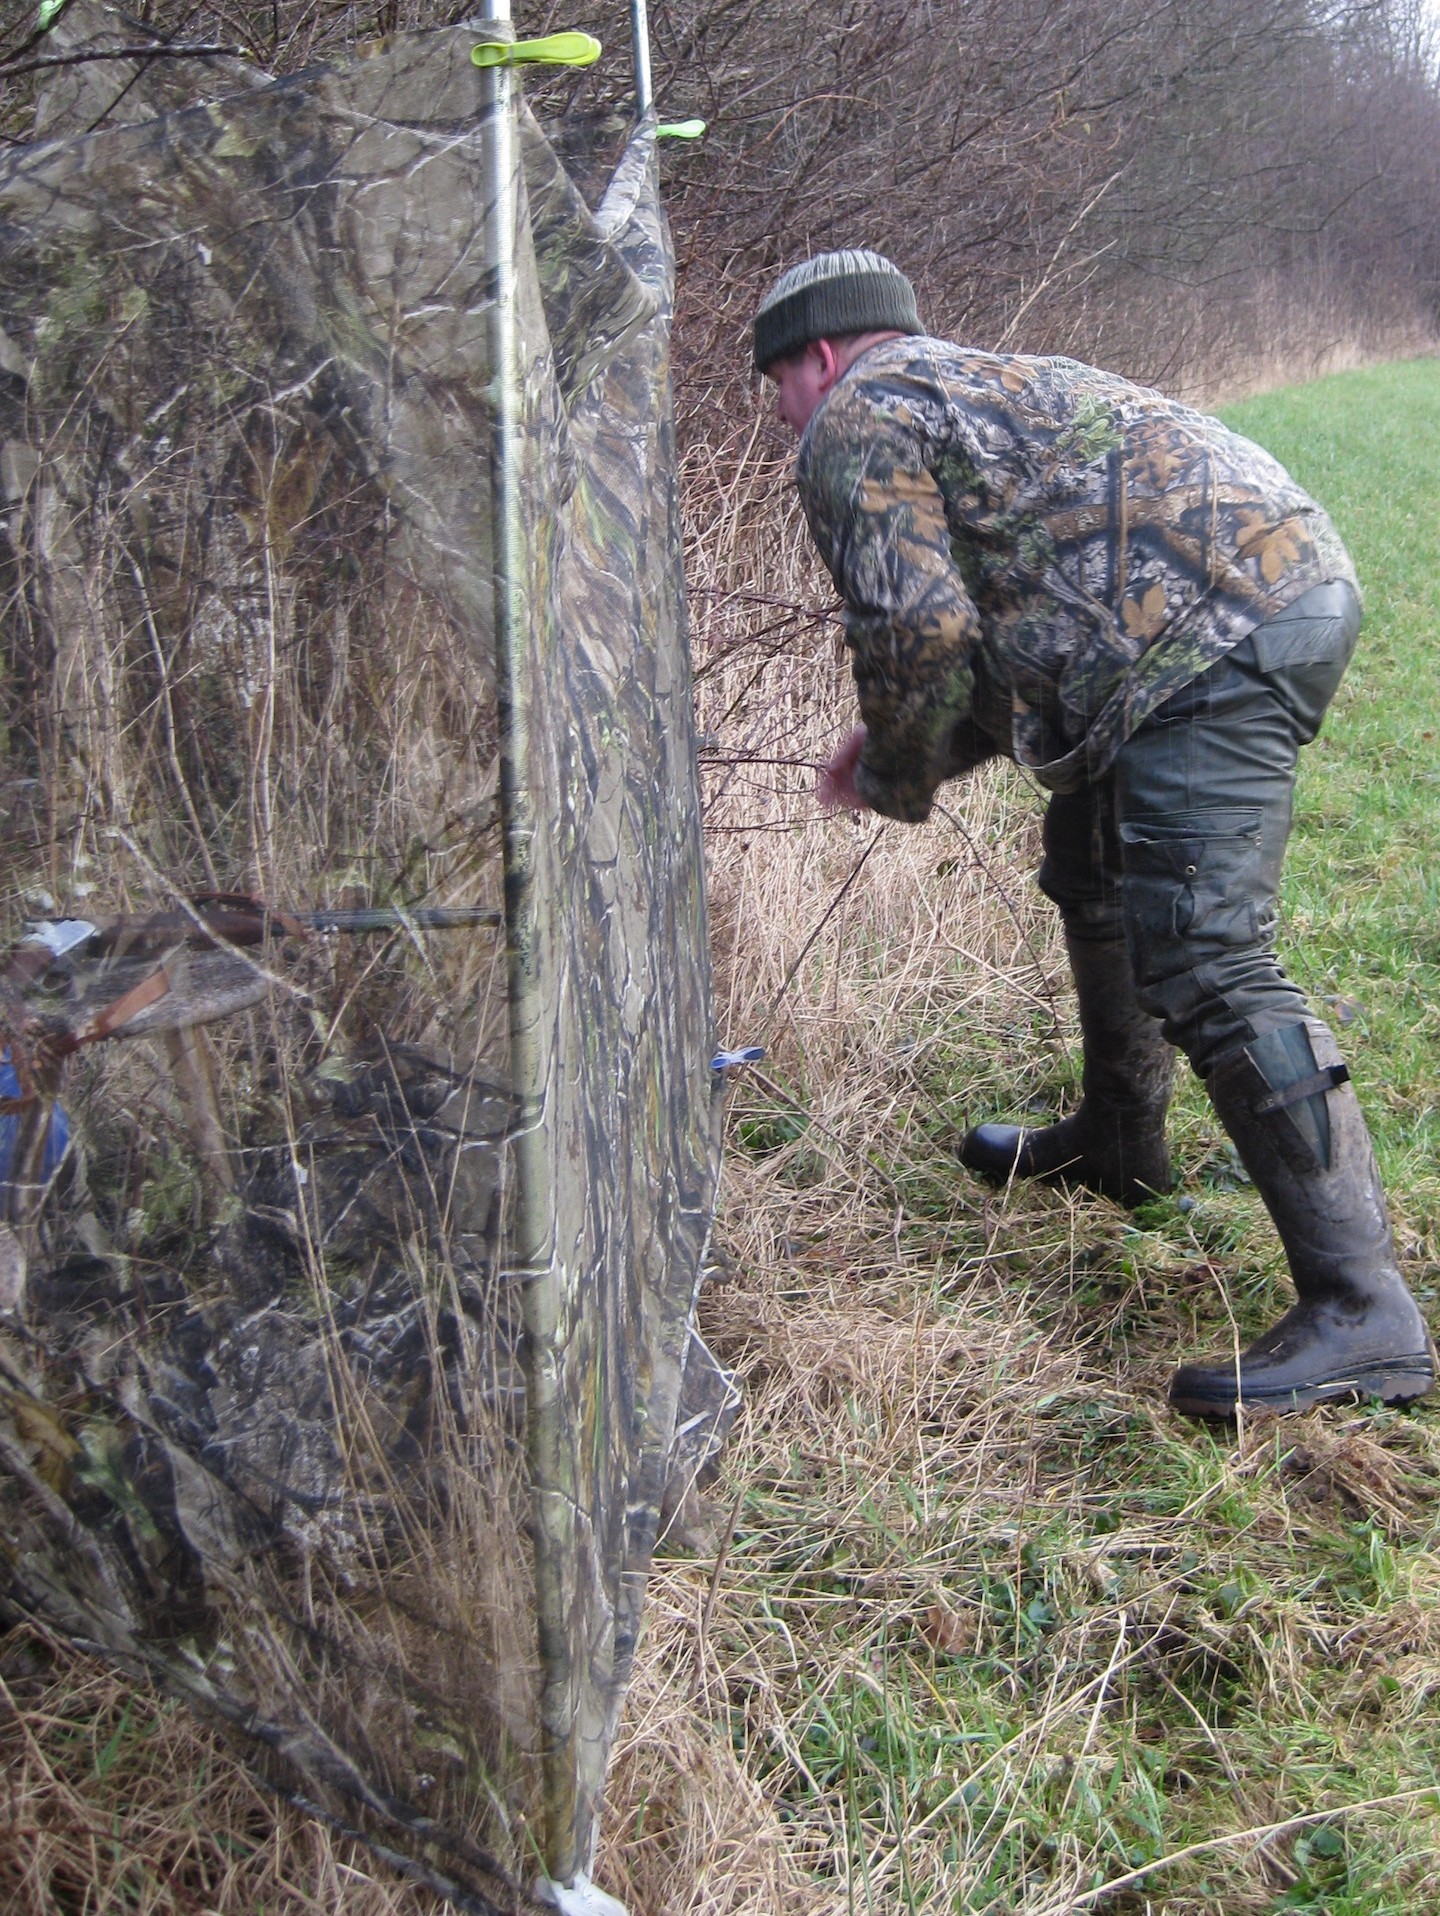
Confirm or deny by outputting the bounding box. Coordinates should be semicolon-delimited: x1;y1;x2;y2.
753;247;1433;1418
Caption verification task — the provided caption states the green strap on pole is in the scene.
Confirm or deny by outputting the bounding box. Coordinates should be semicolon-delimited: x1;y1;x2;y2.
37;0;66;29
471;30;601;71
656;119;706;140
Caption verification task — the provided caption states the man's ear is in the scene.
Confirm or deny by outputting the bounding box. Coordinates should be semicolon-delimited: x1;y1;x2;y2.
811;337;842;393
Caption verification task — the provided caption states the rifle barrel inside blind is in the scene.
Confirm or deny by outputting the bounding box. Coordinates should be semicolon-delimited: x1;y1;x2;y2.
303;908;502;932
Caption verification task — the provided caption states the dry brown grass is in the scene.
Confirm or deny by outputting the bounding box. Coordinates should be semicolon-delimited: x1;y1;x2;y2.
0;1620;429;1915
584;439;1072;1913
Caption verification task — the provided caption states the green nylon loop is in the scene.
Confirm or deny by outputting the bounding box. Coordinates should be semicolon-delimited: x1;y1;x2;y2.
656;119;706;140
470;31;602;71
37;0;65;28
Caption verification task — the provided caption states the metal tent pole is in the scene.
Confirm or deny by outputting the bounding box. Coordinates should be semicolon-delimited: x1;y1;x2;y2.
479;13;644;1907
477;0;576;1891
630;0;652;116
477;3;546;1392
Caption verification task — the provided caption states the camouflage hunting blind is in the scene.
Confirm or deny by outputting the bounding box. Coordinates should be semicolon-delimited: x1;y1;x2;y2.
0;7;730;1908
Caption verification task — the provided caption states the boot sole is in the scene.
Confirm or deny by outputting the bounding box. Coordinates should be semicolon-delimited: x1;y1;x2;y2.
1169;1356;1436;1420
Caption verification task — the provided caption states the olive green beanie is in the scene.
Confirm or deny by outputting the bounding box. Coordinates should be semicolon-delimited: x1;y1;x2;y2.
752;249;923;373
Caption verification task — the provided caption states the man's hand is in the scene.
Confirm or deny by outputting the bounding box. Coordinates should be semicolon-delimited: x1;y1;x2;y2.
818;725;869;813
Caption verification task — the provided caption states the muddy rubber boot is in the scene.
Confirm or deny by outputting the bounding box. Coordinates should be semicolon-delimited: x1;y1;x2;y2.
958;933;1175;1206
1170;1020;1435;1418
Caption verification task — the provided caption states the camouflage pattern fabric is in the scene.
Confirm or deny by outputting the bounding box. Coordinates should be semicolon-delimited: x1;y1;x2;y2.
506;100;730;1886
0;10;728;1904
796;337;1358;819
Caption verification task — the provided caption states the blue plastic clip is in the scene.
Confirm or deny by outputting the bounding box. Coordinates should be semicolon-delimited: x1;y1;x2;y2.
711;1045;765;1073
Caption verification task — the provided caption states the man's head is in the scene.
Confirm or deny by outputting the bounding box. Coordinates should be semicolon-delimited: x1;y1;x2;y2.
753;249;923;434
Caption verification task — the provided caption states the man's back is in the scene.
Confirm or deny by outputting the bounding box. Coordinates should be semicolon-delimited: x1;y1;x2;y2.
796;336;1355;797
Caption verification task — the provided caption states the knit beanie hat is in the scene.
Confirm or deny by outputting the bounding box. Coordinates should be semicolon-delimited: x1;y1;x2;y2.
752;249;923;373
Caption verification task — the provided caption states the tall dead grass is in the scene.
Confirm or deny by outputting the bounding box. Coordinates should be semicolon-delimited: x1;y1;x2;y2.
0;1619;421;1915
587;422;1068;1911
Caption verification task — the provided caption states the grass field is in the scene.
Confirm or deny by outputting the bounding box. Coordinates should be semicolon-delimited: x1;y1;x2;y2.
4;361;1439;1914
597;356;1440;1913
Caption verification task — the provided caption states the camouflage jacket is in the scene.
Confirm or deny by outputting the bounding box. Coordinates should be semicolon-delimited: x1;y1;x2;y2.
795;337;1358;820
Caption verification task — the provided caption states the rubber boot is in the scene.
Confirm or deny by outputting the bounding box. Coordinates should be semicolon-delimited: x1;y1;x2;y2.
1170;1020;1435;1417
958;933;1175;1206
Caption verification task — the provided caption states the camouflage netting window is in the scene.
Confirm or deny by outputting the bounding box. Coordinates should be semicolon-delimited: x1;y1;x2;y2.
0;9;731;1907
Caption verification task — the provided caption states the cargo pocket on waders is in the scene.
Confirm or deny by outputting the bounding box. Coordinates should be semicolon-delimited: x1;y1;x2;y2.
1116;808;1267;987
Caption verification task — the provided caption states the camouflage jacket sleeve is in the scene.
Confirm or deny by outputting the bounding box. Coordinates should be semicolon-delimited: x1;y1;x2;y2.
797;392;980;823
